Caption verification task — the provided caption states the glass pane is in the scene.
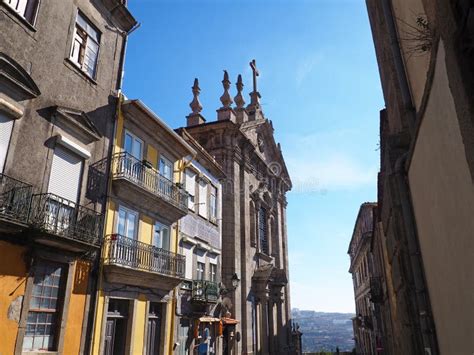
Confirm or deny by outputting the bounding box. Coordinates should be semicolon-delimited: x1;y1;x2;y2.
117;208;126;235
124;133;133;156
133;138;142;160
126;212;136;239
22;336;33;350
153;223;162;249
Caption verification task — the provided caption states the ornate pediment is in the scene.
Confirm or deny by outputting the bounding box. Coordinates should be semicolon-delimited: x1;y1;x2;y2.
0;53;40;101
240;119;292;189
53;106;102;143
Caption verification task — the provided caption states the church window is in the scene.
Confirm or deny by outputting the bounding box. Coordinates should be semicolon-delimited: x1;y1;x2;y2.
258;207;269;254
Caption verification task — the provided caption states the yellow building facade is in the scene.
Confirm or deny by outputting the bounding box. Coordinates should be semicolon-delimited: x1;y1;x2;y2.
91;97;195;355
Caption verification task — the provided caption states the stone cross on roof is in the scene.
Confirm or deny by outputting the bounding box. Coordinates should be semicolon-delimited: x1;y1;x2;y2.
250;59;259;93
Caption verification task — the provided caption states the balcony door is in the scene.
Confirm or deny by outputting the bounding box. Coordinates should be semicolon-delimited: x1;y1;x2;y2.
123;130;143;182
0;112;14;173
153;222;170;274
158;156;173;198
116;207;138;267
124;130;143;160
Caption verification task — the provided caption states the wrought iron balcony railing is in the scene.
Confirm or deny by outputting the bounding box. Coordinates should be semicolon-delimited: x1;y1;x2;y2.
28;193;103;246
103;234;186;278
0;174;33;224
370;276;383;303
111;152;188;212
192;280;219;303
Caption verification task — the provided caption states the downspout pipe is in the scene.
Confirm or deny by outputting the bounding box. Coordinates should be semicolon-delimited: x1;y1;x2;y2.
394;154;439;355
381;1;439;354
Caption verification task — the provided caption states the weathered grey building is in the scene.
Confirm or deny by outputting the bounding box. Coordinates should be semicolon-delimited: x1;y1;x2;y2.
183;65;294;354
366;0;474;354
0;0;135;353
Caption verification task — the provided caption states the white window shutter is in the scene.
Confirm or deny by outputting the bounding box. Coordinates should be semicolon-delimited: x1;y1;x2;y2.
48;146;83;203
182;243;193;279
198;180;208;219
0;113;14;173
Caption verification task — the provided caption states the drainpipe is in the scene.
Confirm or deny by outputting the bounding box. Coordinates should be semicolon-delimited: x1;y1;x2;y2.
168;151;196;355
381;2;439;354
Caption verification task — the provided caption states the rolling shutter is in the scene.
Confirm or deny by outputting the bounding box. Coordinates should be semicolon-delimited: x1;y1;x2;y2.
48;146;83;202
0;113;14;173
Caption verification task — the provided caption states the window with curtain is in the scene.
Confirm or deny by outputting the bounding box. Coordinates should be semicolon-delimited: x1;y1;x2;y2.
69;11;101;79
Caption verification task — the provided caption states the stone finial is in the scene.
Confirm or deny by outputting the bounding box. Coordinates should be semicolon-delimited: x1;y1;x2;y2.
219;70;233;109
189;78;203;115
234;74;245;109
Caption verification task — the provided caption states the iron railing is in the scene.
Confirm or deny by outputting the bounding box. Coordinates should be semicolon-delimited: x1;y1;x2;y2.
28;193;103;246
0;174;33;224
192;280;219;303
103;234;186;278
370;276;383;303
111;152;188;212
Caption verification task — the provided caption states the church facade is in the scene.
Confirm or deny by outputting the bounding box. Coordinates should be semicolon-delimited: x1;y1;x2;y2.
182;63;295;354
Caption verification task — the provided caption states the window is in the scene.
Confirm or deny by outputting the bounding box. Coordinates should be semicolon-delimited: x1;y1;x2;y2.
184;169;196;211
117;206;138;239
153;222;170;250
258;207;268;254
48;146;83;203
123;130;143;160
0;112;14;173
159;156;173;181
209;185;217;223
196;262;205;281
3;0;39;24
23;261;66;351
209;263;217;283
69;11;100;79
198;180;208;219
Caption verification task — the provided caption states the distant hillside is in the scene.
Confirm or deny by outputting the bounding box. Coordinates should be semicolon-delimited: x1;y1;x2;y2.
292;309;355;352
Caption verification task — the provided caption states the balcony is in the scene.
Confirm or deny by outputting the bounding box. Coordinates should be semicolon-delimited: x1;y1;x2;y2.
110;152;188;221
28;193;103;250
103;234;186;290
370;276;383;303
0;174;33;230
191;280;219;304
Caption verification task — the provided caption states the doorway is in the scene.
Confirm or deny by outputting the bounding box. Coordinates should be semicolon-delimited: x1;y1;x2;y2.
146;302;163;355
104;299;129;355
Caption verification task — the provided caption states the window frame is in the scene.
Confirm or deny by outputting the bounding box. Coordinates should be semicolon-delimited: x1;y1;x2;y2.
158;155;173;182
2;0;40;26
196;261;205;281
116;205;139;240
123;129;143;161
209;184;217;223
69;10;101;80
184;168;197;211
209;263;217;283
15;254;75;355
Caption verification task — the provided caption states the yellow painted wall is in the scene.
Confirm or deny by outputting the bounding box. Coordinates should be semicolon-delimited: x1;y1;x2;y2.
132;295;148;354
140;215;153;244
0;241;27;355
63;260;91;354
147;145;158;169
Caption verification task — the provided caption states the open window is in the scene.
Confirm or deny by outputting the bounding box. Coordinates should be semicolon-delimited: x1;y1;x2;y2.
3;0;40;25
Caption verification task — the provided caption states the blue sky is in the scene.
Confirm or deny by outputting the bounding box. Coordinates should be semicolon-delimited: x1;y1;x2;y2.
124;0;383;313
